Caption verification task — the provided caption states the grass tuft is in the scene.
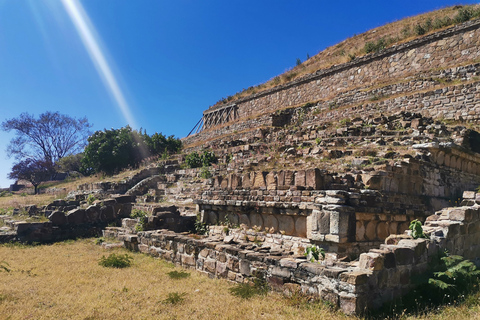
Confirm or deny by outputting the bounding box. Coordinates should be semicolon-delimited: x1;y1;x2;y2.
167;270;190;279
98;253;133;268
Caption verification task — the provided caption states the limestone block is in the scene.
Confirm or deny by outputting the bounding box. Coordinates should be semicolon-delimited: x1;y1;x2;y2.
306;168;323;190
358;252;384;271
250;213;264;229
101;205;115;221
271;266;291;279
284;171;295;186
463;191;476;199
67;208;86;225
85;205;101;222
208;211;218;225
393;247;414;265
204;258;217;273
295;170;306;188
253;172;266;189
278;215;295;235
242;173;252;189
319;211;330;234
216;262;228;278
376;222;389;240
320;289;339;307
356;221;365;241
181;254;196;266
48;211;67;226
295;216;307;238
339;271;370;285
239;214;250;228
277;171;286;188
239;259;251;275
264;172;276;191
264;215;279;233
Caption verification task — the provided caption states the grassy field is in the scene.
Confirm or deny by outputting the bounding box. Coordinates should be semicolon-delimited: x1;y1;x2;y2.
0;239;480;320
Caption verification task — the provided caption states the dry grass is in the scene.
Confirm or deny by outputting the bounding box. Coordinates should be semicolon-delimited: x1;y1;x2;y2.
0;239;351;320
0;239;479;319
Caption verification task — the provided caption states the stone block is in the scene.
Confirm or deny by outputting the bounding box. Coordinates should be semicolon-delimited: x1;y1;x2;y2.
358;252;384;271
339;271;371;285
266;172;277;190
48;210;67;226
306;168;323;190
393;247;414;265
284;171;295;186
239;259;251;275
253;172;266;189
295;170;306;188
463;191;476;199
113;195;136;203
339;292;367;315
67;208;86;225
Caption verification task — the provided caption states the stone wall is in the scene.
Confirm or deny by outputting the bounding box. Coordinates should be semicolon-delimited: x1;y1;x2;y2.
184;18;480;147
1;195;135;243
122;191;480;314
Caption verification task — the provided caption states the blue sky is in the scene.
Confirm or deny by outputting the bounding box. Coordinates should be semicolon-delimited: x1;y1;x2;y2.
1;0;479;188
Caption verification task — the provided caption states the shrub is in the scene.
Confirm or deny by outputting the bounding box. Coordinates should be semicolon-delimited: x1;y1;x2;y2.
98;253;133;268
454;7;473;23
414;24;426;36
185;152;202;168
185;150;217;169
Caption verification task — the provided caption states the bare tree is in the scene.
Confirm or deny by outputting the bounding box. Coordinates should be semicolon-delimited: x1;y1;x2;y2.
2;111;92;164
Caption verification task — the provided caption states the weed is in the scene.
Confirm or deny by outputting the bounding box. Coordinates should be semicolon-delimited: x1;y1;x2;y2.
409;219;429;239
167;270;190;279
86;194;96;205
98;253;133;268
304;245;325;262
163;292;186;305
94;237;105;245
194;214;209;235
229;272;269;299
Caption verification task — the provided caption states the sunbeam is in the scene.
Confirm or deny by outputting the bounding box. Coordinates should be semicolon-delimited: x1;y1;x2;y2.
60;0;138;129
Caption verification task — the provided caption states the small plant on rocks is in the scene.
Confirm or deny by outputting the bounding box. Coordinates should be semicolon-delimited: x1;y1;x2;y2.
305;245;325;262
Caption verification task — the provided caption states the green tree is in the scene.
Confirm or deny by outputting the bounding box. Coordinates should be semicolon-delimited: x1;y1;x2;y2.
82;126;181;175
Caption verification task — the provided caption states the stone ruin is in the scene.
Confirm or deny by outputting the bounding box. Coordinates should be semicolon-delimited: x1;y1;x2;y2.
2;17;480;315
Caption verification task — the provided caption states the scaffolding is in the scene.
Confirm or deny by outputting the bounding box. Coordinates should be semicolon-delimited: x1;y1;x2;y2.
188;104;237;136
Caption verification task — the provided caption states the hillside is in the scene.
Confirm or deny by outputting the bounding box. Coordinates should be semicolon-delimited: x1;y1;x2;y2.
212;4;480;107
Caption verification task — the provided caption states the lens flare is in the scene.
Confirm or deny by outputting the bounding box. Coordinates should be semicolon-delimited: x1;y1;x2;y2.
60;0;138;129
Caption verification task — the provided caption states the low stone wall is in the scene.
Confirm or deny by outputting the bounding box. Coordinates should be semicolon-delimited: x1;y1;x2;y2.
2;195;135;243
121;191;480;315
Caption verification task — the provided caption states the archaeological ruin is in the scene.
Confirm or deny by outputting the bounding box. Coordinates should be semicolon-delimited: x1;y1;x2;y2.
2;14;480;315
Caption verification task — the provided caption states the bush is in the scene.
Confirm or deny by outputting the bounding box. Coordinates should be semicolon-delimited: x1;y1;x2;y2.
185;150;217;169
98;253;133;268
